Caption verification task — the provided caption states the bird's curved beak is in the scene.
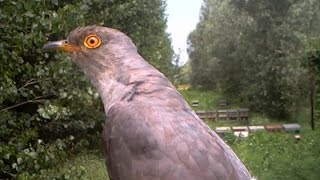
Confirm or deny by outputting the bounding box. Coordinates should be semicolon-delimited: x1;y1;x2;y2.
42;40;80;52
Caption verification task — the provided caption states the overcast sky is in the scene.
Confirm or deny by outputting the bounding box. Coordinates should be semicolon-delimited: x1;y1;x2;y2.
166;0;203;65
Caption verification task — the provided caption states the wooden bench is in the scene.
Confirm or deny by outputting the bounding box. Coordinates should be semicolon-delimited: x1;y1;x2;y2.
217;110;228;120
282;124;301;134
248;126;265;132
195;110;206;120
215;127;232;136
238;108;249;120
195;108;250;121
191;100;200;107
206;110;217;121
265;124;283;132
227;110;238;120
232;126;249;137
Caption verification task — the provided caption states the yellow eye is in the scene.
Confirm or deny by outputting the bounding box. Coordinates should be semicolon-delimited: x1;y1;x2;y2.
84;34;101;49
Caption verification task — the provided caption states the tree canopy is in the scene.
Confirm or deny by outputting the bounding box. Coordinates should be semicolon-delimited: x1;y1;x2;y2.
188;0;320;119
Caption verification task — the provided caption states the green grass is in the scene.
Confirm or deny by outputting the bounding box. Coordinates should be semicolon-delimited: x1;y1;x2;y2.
295;107;312;129
179;89;223;110
61;150;109;180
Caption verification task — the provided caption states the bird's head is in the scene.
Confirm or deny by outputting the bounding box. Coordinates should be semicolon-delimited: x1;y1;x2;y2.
43;26;162;111
43;26;137;70
43;26;151;108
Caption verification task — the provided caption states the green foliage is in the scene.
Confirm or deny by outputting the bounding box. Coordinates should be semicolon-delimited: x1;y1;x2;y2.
0;0;173;178
17;166;86;180
231;130;320;180
173;59;192;85
188;0;320;119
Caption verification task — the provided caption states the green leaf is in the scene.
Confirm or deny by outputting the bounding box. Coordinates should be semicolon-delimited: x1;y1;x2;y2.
28;152;38;159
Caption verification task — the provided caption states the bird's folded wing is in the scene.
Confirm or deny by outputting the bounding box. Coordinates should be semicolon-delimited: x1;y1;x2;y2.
101;101;250;180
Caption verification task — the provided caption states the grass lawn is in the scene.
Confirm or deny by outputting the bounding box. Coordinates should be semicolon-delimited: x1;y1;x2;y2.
61;150;109;180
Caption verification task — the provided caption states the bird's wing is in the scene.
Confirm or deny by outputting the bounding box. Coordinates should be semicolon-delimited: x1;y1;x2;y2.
101;96;250;180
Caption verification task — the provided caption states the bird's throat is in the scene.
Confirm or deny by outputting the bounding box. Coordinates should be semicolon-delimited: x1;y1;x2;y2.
85;70;130;113
72;51;172;114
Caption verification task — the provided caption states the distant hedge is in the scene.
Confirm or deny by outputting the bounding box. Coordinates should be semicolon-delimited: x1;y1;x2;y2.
0;0;173;178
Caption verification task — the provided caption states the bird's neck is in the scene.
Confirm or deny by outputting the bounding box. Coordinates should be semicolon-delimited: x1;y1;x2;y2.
81;54;172;114
93;76;128;113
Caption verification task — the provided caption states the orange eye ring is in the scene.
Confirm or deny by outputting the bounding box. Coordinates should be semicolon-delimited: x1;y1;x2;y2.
84;34;101;49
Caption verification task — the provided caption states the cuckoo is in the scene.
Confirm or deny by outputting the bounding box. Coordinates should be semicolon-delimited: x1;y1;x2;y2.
43;26;251;180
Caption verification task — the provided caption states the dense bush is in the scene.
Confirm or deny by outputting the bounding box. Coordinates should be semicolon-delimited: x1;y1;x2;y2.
0;0;173;178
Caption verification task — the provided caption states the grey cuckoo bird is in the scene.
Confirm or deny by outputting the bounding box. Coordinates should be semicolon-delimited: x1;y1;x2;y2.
43;26;251;180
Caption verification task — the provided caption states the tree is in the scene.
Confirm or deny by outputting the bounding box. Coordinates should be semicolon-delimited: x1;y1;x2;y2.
306;39;320;129
188;0;320;118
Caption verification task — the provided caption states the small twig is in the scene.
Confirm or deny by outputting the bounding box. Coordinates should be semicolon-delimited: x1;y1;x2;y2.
17;78;51;91
0;95;49;112
17;78;36;91
45;119;60;127
2;170;16;178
